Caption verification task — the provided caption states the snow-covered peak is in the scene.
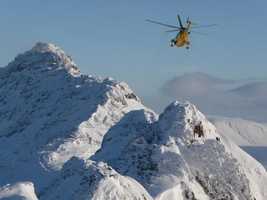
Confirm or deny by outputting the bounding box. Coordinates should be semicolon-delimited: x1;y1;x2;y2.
0;42;147;191
31;42;62;53
158;101;218;143
7;42;80;76
159;101;206;125
93;99;267;200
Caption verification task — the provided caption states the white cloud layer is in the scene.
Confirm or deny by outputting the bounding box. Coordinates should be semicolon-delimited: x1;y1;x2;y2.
145;72;267;122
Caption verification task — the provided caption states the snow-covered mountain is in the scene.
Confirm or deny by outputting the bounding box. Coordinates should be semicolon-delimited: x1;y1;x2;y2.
95;101;267;200
0;43;267;200
211;117;267;146
0;42;148;192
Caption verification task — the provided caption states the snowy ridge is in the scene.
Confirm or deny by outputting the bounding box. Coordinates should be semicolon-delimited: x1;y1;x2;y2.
30;42;79;76
39;158;153;200
157;101;218;143
0;43;267;200
0;42;147;191
7;42;80;76
95;101;267;200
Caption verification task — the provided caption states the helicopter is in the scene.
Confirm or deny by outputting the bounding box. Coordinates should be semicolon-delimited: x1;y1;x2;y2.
146;15;216;49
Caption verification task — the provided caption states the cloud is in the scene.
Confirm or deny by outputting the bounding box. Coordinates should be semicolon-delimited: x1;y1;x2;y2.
161;72;235;97
151;72;267;122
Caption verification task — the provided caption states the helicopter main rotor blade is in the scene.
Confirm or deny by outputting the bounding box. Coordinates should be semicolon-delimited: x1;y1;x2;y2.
146;19;180;29
177;15;184;28
191;30;208;35
165;29;180;33
191;24;217;29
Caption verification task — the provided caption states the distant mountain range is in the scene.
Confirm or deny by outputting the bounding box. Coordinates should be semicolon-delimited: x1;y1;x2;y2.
210;117;267;147
0;43;266;200
149;72;267;122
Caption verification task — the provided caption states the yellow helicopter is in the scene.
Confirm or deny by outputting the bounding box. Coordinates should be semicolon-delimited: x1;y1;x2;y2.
146;15;216;49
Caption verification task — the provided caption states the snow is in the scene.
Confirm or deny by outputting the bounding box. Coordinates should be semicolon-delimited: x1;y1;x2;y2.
1;42;267;200
211;117;267;146
157;101;219;143
0;182;38;200
155;182;210;200
0;42;146;192
211;117;267;169
221;135;267;200
39;158;153;200
95;100;267;200
30;42;80;76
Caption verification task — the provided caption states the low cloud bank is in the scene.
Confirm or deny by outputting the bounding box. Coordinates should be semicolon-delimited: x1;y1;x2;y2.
145;72;267;123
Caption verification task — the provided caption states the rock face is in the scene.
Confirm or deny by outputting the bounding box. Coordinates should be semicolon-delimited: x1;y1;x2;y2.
0;43;266;200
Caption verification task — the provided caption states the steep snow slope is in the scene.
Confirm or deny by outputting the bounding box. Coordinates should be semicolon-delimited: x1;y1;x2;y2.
0;182;38;200
0;42;148;191
211;117;267;146
221;135;267;200
211;117;267;169
95;101;267;200
39;158;153;200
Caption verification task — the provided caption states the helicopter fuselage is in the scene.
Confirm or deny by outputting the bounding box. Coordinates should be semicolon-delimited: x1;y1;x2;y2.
175;30;190;47
171;29;190;48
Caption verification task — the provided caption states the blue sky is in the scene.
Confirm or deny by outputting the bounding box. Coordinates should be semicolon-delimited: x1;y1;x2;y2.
1;0;267;97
